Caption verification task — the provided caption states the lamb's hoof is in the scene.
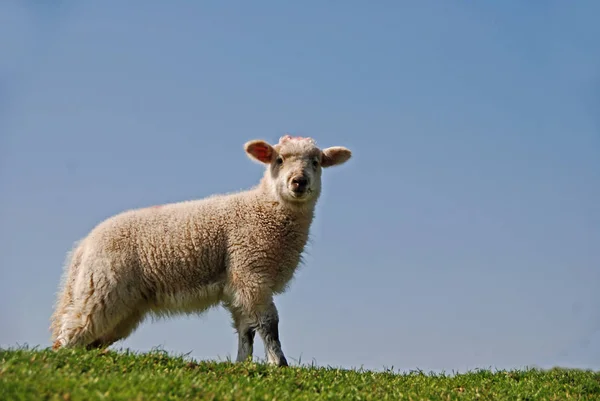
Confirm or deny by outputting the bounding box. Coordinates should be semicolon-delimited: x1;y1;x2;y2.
267;356;288;367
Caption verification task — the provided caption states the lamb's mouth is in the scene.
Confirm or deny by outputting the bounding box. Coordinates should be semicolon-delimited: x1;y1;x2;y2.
289;187;312;199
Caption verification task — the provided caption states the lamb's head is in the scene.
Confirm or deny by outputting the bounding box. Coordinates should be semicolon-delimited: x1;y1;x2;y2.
245;135;352;205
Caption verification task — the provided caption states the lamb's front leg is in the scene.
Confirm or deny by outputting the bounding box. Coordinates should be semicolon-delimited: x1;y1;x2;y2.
236;322;256;363
226;298;288;366
225;303;256;363
255;300;288;367
226;268;289;367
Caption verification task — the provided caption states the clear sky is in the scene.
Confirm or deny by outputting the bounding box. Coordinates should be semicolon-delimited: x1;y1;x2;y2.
1;1;599;373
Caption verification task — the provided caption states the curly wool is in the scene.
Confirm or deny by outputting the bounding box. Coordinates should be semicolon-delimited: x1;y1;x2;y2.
50;135;352;364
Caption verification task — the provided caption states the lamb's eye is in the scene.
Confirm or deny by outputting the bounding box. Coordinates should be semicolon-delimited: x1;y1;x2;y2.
276;157;283;165
312;159;319;168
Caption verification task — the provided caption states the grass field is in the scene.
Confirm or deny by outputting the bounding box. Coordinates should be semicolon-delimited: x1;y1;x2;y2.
1;347;599;400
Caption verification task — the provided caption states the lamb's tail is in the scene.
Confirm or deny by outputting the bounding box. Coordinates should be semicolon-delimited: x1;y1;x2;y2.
50;239;85;348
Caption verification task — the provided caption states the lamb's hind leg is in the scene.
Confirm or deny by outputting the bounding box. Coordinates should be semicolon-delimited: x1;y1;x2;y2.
87;310;146;350
53;269;143;350
54;301;112;350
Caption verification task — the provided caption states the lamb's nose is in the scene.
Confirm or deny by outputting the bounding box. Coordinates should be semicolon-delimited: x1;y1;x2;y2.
291;176;308;192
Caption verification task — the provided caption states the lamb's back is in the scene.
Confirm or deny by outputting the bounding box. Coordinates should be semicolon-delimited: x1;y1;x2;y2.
87;194;236;290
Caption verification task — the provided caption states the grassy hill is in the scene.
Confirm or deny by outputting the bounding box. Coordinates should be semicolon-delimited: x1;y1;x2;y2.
1;347;599;400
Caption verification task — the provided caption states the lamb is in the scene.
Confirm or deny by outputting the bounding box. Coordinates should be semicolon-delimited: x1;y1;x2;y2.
49;135;352;366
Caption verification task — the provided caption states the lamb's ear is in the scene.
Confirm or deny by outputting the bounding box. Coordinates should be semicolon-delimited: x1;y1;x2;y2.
321;146;352;167
245;140;275;164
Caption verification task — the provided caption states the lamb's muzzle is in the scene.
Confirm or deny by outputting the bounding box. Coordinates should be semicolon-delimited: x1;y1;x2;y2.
290;175;309;194
49;134;352;367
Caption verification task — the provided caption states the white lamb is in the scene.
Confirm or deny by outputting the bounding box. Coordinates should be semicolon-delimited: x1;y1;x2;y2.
50;135;352;366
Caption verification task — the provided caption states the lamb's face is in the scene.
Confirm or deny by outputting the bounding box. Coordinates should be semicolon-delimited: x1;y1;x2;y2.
271;138;323;203
245;135;352;205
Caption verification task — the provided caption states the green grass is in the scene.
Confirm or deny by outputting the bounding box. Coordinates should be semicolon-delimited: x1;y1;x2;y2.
1;347;599;400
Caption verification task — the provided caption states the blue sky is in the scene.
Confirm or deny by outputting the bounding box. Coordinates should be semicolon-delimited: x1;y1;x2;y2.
1;1;599;373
